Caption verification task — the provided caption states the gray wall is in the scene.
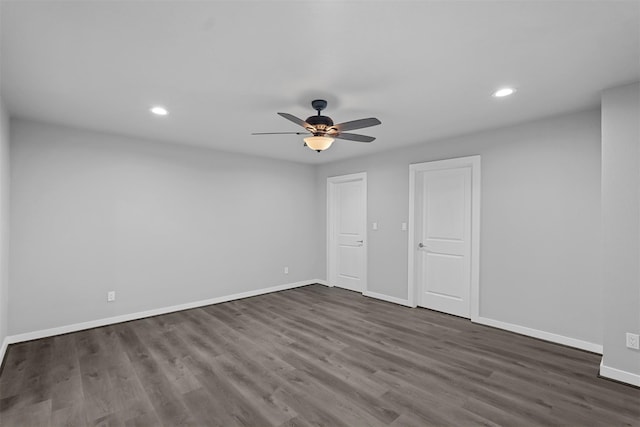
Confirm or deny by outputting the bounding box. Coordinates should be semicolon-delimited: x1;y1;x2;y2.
0;98;9;347
601;82;640;376
9;119;322;335
316;109;603;346
3;107;614;359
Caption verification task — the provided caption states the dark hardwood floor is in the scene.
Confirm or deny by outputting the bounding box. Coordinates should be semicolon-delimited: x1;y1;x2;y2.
1;284;638;426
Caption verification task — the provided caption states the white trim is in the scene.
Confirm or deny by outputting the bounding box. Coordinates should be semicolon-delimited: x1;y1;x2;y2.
0;336;8;366
5;280;317;345
314;279;332;287
470;158;481;321
363;291;412;307
327;172;368;294
407;155;481;320
408;165;417;306
599;359;640;387
475;315;603;354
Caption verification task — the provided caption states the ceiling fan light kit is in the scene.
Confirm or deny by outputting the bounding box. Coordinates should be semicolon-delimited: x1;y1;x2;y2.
253;99;381;152
304;136;335;152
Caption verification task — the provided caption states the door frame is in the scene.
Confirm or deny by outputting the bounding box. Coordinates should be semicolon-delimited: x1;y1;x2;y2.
407;156;481;320
327;172;368;293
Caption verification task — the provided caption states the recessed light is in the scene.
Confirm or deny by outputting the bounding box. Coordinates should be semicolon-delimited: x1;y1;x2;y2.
150;106;168;116
492;88;516;98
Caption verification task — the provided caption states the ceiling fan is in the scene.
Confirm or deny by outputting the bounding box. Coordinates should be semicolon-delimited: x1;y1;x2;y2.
252;99;381;152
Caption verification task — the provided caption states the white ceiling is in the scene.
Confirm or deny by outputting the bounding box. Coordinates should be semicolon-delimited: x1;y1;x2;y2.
1;1;638;165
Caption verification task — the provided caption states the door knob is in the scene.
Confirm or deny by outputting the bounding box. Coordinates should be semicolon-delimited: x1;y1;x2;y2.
418;243;425;248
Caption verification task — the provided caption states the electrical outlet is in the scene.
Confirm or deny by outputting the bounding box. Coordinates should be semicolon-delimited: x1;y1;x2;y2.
626;333;639;350
284;266;289;274
107;291;116;302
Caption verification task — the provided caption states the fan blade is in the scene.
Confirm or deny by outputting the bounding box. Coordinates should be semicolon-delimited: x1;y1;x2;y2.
252;132;310;135
277;112;312;130
335;133;375;143
334;117;381;132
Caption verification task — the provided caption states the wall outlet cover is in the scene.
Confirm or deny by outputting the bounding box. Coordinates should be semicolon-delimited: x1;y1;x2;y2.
626;333;639;350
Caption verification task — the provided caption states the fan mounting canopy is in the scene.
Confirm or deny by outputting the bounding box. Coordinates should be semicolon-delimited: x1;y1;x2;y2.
311;99;328;111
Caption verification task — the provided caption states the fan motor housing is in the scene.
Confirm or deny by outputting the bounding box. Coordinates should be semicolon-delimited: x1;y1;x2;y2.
306;100;335;134
306;115;334;127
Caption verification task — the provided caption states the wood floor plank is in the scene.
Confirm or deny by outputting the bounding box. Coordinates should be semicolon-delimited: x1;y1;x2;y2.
115;323;195;426
51;401;88;427
213;352;298;426
182;354;273;427
276;347;399;424
4;399;52;427
182;387;235;427
1;284;639;426
275;369;375;427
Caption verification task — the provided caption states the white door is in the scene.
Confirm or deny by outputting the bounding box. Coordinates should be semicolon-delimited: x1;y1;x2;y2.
328;173;367;292
409;156;480;319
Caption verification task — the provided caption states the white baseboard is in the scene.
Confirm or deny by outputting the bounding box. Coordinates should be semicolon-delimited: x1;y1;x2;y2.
0;336;8;368
6;280;319;345
600;359;640;387
363;291;412;307
474;316;603;354
2;278;613;384
363;296;603;356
